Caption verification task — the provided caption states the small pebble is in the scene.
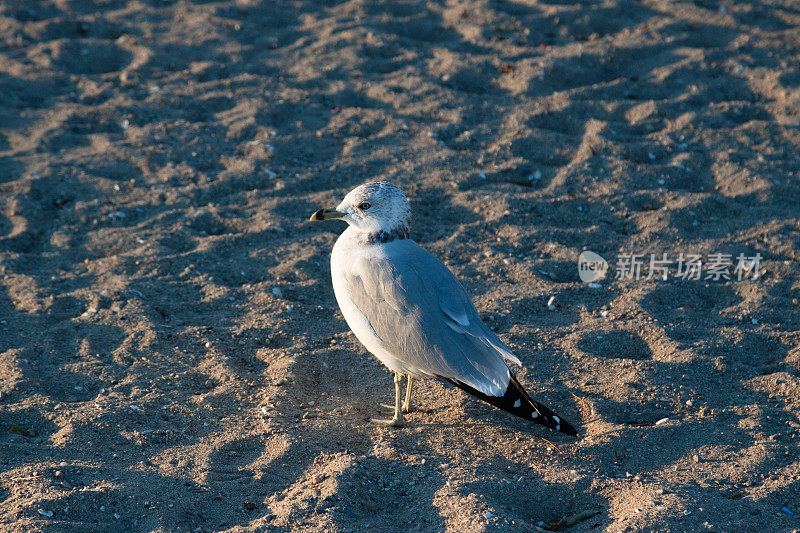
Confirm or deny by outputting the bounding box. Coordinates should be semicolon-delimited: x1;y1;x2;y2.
655;417;670;426
38;509;53;518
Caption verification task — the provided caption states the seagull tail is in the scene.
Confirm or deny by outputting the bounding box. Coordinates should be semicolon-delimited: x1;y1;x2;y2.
442;372;578;436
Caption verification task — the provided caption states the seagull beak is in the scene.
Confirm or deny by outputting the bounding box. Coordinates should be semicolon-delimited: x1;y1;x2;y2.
309;209;346;222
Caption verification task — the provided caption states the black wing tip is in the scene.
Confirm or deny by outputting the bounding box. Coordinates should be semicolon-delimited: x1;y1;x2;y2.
532;400;578;437
529;399;579;437
557;418;579;437
441;375;580;436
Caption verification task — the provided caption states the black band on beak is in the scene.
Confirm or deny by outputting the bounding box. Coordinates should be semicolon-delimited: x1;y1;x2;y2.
309;209;345;221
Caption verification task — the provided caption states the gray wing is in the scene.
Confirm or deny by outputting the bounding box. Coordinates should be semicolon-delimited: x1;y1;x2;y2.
345;239;520;397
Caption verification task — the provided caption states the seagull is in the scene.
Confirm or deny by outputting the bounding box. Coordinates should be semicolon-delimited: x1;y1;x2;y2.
310;181;577;436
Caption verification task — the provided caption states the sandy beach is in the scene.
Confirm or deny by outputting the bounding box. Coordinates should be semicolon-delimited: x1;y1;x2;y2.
1;0;799;531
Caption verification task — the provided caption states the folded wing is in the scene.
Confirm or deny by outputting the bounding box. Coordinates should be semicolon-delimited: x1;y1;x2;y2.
345;240;520;397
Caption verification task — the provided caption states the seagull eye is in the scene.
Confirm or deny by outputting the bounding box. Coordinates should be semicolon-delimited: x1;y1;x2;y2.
358;202;371;210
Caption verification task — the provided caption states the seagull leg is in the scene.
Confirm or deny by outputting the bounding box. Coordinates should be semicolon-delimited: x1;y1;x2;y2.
371;372;403;427
380;375;414;413
402;376;414;413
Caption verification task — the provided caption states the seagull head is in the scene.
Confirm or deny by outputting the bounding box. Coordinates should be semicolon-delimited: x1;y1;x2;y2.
310;181;411;236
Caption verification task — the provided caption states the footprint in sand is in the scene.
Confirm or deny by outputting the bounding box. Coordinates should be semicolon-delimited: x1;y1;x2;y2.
50;38;132;75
